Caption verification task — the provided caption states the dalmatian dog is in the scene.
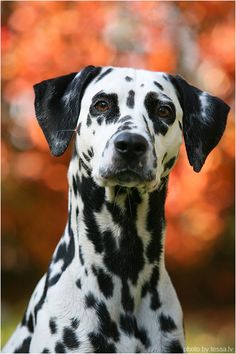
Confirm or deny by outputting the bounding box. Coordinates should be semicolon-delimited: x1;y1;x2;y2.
3;66;229;353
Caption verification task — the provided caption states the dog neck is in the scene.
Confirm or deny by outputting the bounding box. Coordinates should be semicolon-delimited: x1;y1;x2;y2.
62;149;167;300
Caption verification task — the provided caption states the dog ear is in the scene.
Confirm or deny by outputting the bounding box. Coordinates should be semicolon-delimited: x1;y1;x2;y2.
170;75;230;172
34;65;101;156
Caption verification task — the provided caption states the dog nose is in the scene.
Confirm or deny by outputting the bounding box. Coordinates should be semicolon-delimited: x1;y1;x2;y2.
114;132;148;159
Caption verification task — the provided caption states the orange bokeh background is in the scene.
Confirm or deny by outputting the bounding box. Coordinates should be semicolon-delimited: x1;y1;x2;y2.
1;2;235;346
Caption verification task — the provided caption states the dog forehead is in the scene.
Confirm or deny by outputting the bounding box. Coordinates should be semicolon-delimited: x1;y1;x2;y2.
84;67;178;102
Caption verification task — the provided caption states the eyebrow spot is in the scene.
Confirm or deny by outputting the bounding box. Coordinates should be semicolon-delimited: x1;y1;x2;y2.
95;68;113;83
126;90;135;109
154;81;164;91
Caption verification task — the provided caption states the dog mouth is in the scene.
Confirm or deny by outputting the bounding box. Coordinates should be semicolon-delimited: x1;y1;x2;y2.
99;167;154;187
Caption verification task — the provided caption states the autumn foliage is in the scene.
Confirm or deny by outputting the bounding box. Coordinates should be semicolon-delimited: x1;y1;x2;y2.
2;2;234;275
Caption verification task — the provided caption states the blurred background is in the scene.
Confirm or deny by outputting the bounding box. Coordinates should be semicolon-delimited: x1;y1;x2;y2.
1;1;234;352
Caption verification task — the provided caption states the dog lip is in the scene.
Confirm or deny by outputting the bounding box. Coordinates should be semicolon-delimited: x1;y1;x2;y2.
115;169;142;183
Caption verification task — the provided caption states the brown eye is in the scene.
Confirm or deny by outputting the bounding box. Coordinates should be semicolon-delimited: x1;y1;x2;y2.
158;106;172;118
94;100;110;113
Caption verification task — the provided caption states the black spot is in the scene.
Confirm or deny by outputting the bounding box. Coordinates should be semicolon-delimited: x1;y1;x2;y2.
72;175;78;196
76;278;81;289
159;313;177;332
121;281;134;312
92;266;114;298
97;116;104;125
78;177;105;254
77;122;82;136
163;74;168;81
179;121;182;130
49;318;57;334
146;186;167;263
166;340;184;353
135;327;150;348
96;301;120;342
87;114;92;127
154;81;164;91
87;147;94;158
118;115;132;124
79;157;91;176
85;292;97;308
71;317;80;329
34;271;49;324
76;206;79;218
162;152;167;164
140;83;144;87
120;314;135;335
88;332;116;352
85;268;88;276
42;349;50;353
27;313;34;333
141;282;149;298
150;289;161;310
82;152;90;162
126;90;135;109
125;76;133;82
79;245;84;265
164;157;176;172
14;336;32;353
55;341;66;353
96;68;113;82
63;327;80;350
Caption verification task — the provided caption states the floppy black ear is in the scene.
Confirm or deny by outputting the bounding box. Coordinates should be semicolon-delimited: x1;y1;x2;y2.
170;75;230;172
34;65;101;156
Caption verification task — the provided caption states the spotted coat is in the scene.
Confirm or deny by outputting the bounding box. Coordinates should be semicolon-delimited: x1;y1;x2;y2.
3;66;229;353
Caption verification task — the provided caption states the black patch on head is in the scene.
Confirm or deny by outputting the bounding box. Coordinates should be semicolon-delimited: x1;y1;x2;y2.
144;91;176;135
90;92;120;124
76;278;81;289
14;336;32;353
55;341;66;353
85;292;97;308
164;157;176;172
96;68;113;83
92;266;114;299
159;313;177;332
127;90;135;109
125;76;133;82
87;114;92;127
71;317;80;329
178;121;182;130
49;318;57;334
154;81;164;91
63;327;80;350
166;340;184;353
88;332;116;352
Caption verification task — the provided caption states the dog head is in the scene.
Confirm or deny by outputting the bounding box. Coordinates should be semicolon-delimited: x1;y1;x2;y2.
34;66;230;192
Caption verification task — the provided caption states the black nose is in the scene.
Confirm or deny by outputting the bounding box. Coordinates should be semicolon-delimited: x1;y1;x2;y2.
114;132;148;159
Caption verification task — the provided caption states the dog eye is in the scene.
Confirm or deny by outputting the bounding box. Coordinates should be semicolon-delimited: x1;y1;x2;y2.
94;100;110;113
158;105;172;118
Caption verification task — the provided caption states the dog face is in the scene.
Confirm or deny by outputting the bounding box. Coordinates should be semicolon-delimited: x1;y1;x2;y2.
75;68;183;191
34;66;229;191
